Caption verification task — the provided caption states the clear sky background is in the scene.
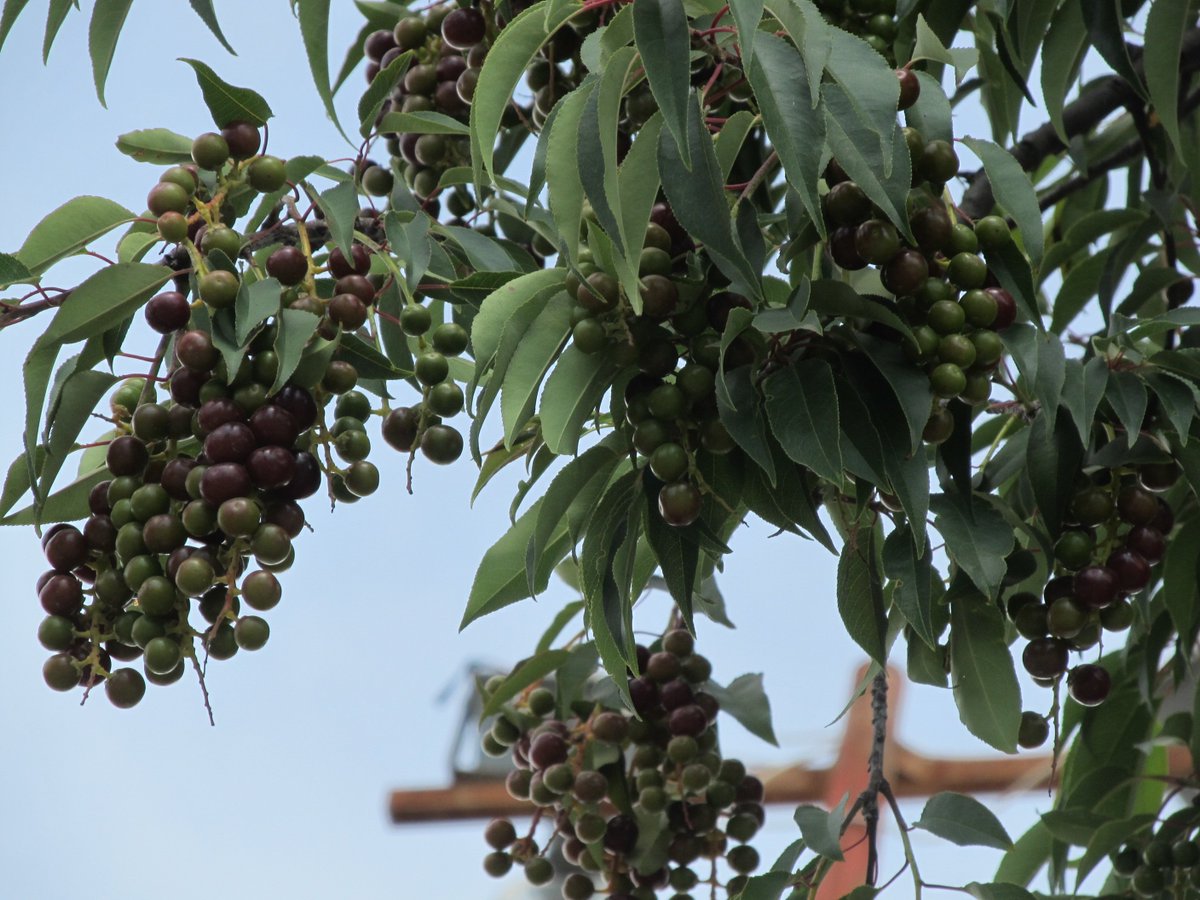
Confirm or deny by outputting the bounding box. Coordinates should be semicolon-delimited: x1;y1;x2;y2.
0;5;1095;899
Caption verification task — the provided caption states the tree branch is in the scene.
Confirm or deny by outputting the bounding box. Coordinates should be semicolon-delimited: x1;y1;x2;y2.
860;670;888;886
1034;86;1200;211
960;28;1200;219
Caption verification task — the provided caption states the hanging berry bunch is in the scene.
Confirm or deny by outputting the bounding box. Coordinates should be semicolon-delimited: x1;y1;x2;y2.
479;629;764;899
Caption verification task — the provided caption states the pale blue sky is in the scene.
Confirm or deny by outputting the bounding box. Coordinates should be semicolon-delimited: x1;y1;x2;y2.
0;5;1074;899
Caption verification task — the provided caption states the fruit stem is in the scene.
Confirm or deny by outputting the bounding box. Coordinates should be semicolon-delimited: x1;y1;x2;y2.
284;198;318;298
733;150;779;210
881;782;923;899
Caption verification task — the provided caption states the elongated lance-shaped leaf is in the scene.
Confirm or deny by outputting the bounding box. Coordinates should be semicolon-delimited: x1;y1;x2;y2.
88;0;133;107
546;79;596;262
42;0;75;62
747;31;825;237
631;0;691;167
949;589;1021;753
296;0;349;141
471;0;581;185
961;137;1043;266
188;0;235;54
658;94;761;299
1145;0;1193;159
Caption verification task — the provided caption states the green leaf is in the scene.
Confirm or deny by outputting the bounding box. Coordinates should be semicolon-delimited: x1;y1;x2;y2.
825;28;900;166
179;57;273;127
1061;356;1109;445
42;263;171;346
270;308;320;393
717;365;776;484
384;211;432;294
1162;516;1200;641
714;109;758;180
856;335;931;454
965;883;1037;900
39;368;116;500
335;332;404;381
188;0;235;54
949;593;1021;752
1106;369;1147;448
961;137;1043;267
793;799;846;861
910;13;977;83
501;302;571;446
643;492;700;627
822;86;911;240
905;71;953;145
528;440;624;591
632;0;691;167
42;0;75;62
536;601;585;654
358;50;412;138
296;0;347;140
0;447;42;517
539;345;618;456
836;526;888;665
812;283;914;345
658;94;760;298
235;277;282;345
0;0;31;54
729;0;764;65
0;251;32;288
581;472;642;683
0;466;108;526
1025;408;1083;537
1039;0;1087;145
1145;0;1191;158
747;31;825;236
1075;814;1156;888
616;111;665;306
316;180;358;258
209;309;245;388
1002;324;1064;419
1082;0;1144;99
464;497;563;626
931;492;1013;598
705;673;778;746
471;0;580;183
578;46;637;262
1039;809;1107;846
87;0;133;106
762;359;843;483
470;267;563;391
480;649;571;720
377;110;471;136
1049;250;1107;335
115;128;196;164
883;524;936;648
547;80;596;260
1145;370;1197;442
448;270;522;305
14;196;136;277
916;792;1013;849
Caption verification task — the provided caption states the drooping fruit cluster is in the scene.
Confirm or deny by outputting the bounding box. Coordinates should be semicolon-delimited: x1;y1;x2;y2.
1005;461;1178;712
823;121;1018;447
560;207;745;529
1108;801;1200;897
32;118;475;706
480;629;764;898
